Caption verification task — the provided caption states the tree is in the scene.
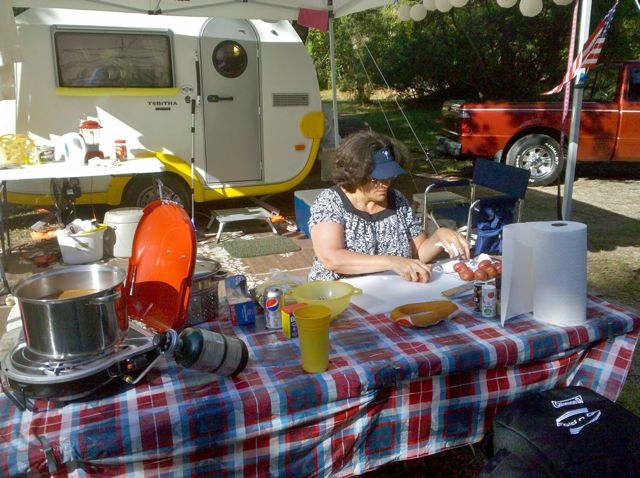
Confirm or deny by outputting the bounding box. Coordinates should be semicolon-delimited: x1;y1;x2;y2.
305;0;640;101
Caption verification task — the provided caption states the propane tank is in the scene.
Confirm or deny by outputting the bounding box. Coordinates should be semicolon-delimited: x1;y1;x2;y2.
173;328;248;377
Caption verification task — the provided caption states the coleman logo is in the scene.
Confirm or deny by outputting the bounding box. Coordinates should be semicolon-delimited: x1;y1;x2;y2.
551;394;584;408
555;407;602;435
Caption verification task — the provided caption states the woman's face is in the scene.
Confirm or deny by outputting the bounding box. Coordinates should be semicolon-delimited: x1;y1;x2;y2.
362;177;393;201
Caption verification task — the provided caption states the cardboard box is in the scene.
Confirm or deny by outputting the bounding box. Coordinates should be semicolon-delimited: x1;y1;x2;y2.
293;188;324;238
225;275;256;325
281;303;307;339
228;297;257;326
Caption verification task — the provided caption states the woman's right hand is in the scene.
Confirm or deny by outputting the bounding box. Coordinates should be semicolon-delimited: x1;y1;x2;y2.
389;257;433;283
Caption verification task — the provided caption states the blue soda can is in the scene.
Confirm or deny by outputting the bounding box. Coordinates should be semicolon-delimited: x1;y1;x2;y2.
264;286;283;329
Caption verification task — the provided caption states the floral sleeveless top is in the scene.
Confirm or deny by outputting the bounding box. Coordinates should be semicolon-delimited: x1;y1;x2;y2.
308;186;422;281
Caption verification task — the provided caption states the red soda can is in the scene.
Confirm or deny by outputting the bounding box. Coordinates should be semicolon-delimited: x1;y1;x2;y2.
115;139;127;160
481;283;497;318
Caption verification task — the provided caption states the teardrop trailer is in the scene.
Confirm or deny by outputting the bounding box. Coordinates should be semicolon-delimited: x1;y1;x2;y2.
3;8;324;211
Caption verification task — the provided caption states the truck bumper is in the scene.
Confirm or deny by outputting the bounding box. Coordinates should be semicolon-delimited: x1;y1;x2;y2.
436;135;461;157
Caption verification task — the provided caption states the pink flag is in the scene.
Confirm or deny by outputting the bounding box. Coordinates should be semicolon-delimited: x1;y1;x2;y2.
297;8;329;32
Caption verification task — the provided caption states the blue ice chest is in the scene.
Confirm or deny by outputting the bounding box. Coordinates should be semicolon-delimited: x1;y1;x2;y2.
294;188;325;238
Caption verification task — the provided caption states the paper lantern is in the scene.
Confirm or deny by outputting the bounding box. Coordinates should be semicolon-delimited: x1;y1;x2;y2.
519;0;543;16
410;4;428;20
553;0;574;5
450;0;469;7
496;0;518;7
435;0;453;13
397;4;412;21
423;0;437;10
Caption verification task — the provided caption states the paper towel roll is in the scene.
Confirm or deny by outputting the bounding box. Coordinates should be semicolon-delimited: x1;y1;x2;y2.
501;221;587;327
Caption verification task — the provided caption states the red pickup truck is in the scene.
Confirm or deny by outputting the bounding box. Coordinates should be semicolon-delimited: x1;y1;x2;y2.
436;62;640;186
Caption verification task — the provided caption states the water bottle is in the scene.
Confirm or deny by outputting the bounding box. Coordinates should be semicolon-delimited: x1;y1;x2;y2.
173;328;248;377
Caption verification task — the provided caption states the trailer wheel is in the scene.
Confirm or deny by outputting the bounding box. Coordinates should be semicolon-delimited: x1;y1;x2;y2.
121;172;191;211
505;134;564;187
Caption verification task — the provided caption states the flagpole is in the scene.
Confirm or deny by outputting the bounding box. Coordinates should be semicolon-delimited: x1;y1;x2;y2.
562;0;592;220
328;5;340;149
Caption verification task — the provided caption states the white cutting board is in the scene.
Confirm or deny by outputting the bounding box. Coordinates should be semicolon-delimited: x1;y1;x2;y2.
341;268;467;315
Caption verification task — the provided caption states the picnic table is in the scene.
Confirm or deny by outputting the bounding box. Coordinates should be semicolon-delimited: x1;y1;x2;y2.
0;287;638;477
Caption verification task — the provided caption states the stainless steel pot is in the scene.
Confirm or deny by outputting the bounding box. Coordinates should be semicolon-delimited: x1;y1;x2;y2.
185;259;225;326
13;264;128;359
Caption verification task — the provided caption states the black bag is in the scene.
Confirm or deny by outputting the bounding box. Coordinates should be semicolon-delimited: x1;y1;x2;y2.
480;386;640;477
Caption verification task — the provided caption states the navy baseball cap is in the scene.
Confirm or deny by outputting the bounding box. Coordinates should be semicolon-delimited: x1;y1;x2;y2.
370;146;407;180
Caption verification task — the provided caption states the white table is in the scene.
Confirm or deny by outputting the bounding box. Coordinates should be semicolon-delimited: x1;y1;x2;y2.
0;157;165;181
0;158;166;292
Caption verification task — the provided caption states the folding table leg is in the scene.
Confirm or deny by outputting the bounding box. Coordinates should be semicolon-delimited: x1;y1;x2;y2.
216;222;225;244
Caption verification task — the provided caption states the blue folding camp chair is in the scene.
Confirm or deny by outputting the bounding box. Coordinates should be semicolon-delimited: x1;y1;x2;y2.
421;159;530;254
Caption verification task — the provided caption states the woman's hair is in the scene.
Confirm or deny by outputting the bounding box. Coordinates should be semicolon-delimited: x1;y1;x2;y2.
331;130;410;192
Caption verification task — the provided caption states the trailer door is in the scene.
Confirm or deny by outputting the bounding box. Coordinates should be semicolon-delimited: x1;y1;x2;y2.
200;19;261;182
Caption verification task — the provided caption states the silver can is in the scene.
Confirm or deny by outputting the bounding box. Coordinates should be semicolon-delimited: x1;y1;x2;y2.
264;286;283;329
481;283;497;318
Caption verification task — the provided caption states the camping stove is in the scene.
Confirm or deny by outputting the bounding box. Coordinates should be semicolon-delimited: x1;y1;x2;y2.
0;322;177;411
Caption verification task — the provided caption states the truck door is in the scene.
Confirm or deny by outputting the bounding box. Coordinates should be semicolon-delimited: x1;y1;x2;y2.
579;66;618;161
200;19;261;182
614;65;640;161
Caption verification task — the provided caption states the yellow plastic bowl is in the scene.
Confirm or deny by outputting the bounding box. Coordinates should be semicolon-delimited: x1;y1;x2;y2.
288;281;362;320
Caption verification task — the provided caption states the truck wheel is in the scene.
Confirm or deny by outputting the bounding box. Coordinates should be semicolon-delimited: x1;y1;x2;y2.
122;172;191;211
505;134;564;187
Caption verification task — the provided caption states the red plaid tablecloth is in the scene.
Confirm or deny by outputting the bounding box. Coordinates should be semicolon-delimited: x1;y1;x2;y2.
1;294;638;477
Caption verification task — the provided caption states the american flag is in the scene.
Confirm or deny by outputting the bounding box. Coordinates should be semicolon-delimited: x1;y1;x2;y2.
542;0;619;96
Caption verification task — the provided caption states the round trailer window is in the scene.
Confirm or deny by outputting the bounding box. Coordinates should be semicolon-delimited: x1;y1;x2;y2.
212;41;247;78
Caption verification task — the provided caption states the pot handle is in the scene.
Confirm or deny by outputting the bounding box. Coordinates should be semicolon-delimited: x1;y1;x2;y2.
87;291;121;305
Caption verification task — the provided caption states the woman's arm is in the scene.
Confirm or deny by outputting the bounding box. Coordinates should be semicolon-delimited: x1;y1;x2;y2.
311;221;433;282
415;227;471;263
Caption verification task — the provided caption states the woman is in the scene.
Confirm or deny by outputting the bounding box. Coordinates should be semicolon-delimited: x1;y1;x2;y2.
308;130;470;283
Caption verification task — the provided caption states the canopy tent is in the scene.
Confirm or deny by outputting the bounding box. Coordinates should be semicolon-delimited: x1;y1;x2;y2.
10;0;393;19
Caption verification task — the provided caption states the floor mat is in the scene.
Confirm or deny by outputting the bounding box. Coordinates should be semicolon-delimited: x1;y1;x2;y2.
221;235;301;258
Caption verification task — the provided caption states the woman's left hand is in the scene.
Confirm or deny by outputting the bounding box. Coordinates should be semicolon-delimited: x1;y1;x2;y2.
433;227;471;260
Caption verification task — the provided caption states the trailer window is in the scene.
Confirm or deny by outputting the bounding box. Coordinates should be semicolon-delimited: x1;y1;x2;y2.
212;41;247;79
53;28;174;88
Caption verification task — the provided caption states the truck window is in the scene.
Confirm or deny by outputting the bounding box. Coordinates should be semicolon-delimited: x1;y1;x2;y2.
53;28;175;88
583;66;619;102
627;67;640;101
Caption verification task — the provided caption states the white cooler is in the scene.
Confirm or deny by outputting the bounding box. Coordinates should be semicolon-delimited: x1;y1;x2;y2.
104;207;144;258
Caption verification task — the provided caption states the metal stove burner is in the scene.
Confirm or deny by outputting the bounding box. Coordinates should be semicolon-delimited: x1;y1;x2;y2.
0;322;165;410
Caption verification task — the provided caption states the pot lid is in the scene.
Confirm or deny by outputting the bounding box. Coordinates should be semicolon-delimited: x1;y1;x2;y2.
125;200;196;333
79;120;102;129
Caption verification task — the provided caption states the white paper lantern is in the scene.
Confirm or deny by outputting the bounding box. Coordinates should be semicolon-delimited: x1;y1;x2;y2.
553;0;574;5
450;0;469;7
496;0;518;7
397;4;412;21
435;0;453;13
423;0;437;10
519;0;543;16
410;3;428;20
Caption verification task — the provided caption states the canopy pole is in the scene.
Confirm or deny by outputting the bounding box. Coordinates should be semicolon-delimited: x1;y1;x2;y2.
329;9;340;149
563;0;592;220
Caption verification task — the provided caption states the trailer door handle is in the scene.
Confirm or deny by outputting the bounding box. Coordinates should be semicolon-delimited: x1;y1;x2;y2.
207;95;234;102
